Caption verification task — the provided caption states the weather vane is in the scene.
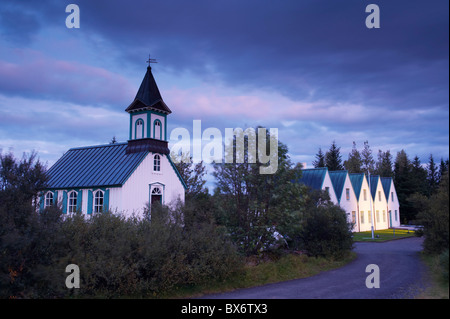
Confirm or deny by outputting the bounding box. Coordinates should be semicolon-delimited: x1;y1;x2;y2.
146;54;157;67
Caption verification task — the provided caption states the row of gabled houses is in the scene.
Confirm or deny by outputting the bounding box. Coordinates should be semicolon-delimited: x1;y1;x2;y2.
298;167;401;232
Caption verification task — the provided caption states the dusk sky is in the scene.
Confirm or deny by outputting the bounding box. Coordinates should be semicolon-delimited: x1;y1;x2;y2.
0;1;448;177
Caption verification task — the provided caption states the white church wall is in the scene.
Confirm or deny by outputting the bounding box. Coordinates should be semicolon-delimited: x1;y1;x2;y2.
120;152;185;218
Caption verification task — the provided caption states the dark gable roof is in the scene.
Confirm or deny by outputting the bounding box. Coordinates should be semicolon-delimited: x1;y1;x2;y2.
369;175;380;199
329;170;348;202
46;143;148;189
349;173;365;198
125;66;172;114
380;177;392;199
299;167;328;190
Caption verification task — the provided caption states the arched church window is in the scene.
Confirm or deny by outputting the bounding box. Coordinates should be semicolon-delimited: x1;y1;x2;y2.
154;120;161;140
152;187;162;195
151;187;162;205
135;119;144;139
153;154;161;171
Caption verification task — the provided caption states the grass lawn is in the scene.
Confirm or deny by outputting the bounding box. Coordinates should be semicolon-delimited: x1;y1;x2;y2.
162;251;357;298
353;228;416;242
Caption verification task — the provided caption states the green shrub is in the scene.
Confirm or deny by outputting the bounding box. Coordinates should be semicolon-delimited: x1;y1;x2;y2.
299;191;354;259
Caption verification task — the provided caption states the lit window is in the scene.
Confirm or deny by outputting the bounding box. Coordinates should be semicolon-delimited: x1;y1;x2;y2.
68;191;77;213
346;188;350;201
94;190;104;213
153;154;161;171
45;192;54;208
363;189;367;201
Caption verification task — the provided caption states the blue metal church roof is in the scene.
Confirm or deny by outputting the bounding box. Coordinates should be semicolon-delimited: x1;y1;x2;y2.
46;142;148;189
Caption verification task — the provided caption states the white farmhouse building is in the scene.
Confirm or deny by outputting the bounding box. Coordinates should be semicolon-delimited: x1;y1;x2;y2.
298;167;338;204
381;177;401;227
348;173;374;232
328;170;359;231
39;65;186;218
369;175;389;230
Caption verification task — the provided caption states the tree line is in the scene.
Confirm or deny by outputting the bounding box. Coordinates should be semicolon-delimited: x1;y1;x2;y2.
313;140;449;223
1;132;447;298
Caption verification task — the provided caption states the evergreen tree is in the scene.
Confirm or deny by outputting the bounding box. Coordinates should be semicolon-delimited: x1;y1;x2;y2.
438;158;449;184
427;154;439;196
361;141;375;175
394;150;415;222
324;140;344;171
375;150;393;177
410;155;428;196
313;147;326;168
344;141;362;173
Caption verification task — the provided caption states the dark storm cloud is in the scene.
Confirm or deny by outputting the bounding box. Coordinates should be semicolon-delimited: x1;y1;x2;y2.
62;0;448;112
0;0;448;165
2;0;447;109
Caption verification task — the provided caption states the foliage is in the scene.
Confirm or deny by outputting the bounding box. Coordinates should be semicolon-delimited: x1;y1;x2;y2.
313;147;325;168
212;128;307;256
344;141;363;173
0;152;242;298
324;140;344;171
416;172;449;255
171;152;208;199
298;190;354;258
361;140;375;176
375;149;393;177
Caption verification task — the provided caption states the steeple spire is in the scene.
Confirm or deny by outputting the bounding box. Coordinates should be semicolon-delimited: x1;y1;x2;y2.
125;62;171;114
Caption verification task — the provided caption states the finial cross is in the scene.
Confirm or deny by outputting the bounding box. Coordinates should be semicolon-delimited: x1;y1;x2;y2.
146;54;157;67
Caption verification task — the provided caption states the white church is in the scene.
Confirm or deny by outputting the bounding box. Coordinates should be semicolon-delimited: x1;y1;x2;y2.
39;65;186;218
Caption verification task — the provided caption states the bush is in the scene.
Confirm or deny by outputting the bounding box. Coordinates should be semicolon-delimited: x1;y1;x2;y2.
299;190;354;259
1;201;242;298
417;172;449;255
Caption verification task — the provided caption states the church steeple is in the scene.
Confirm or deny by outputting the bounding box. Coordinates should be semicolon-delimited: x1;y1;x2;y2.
125;66;171;114
125;63;170;155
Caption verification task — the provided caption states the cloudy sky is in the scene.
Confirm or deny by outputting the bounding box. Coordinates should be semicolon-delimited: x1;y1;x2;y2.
0;0;448;175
